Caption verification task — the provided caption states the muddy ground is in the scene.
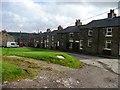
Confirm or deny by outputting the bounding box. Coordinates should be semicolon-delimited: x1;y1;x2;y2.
2;55;118;88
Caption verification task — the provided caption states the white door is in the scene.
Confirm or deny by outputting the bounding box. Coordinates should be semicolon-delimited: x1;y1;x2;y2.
80;40;83;50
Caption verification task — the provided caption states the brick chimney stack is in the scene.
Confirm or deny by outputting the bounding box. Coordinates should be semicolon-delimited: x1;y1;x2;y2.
58;25;63;30
39;31;42;34
75;19;82;26
47;28;51;32
108;9;116;18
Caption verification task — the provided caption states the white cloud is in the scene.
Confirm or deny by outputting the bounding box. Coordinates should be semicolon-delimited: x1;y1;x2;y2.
1;0;119;33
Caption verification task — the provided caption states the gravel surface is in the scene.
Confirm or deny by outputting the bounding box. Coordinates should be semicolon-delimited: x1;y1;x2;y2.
2;55;118;88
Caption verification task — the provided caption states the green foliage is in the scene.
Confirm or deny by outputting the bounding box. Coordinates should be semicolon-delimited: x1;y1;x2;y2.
1;57;37;82
2;47;81;68
2;61;23;81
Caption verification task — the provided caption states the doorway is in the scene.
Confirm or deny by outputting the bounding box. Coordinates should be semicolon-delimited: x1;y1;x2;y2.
119;42;120;56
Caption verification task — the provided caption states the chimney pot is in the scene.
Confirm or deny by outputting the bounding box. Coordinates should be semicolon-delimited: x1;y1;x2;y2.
75;19;82;26
58;25;63;30
47;29;51;32
108;9;116;18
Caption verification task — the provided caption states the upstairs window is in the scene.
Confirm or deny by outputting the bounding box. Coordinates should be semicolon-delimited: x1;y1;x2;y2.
104;40;112;50
52;36;54;41
47;35;49;38
41;37;43;40
106;28;112;37
88;30;93;36
69;33;74;38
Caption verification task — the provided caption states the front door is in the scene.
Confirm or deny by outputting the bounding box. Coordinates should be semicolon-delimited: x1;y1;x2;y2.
119;42;120;55
74;42;79;52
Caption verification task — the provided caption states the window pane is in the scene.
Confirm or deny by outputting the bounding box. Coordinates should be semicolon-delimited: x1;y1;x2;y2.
88;40;92;47
107;43;111;48
106;28;112;36
11;43;15;45
88;30;93;36
80;40;83;49
108;28;112;31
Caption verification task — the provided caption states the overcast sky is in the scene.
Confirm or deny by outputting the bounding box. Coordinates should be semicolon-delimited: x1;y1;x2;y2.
1;0;120;33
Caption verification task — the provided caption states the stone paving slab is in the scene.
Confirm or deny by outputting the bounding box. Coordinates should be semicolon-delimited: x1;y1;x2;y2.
67;52;119;75
80;59;119;74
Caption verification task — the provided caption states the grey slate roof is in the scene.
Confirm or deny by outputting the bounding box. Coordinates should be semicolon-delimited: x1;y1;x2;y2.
58;26;80;33
49;30;58;35
86;16;120;28
41;26;80;35
40;32;49;36
41;16;120;36
41;30;60;36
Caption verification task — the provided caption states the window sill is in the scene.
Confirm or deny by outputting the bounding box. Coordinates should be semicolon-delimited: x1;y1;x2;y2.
105;35;112;37
104;48;111;50
69;40;74;42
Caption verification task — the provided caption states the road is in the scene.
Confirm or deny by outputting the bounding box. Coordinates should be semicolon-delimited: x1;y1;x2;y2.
67;52;119;75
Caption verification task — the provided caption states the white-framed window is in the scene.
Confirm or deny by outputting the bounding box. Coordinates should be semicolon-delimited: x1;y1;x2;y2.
52;42;54;47
88;30;93;36
104;40;112;50
47;35;49;38
57;41;59;46
88;39;92;47
52;36;54;41
41;38;43;43
44;40;46;48
106;27;112;37
46;40;49;47
69;43;73;49
69;40;73;42
80;40;83;50
47;39;49;43
69;33;74;38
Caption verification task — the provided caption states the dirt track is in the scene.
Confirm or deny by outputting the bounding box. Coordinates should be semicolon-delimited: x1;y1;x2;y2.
2;56;118;88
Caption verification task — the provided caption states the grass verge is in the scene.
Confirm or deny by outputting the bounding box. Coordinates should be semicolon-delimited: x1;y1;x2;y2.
2;47;81;68
1;56;37;82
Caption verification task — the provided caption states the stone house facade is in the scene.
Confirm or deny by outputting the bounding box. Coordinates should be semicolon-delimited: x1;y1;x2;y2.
83;10;120;57
37;10;120;57
0;30;15;47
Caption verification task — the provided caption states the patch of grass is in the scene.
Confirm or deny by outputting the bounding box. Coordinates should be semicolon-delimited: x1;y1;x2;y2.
2;47;81;68
2;61;22;81
2;56;41;69
1;57;37;82
0;60;2;81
